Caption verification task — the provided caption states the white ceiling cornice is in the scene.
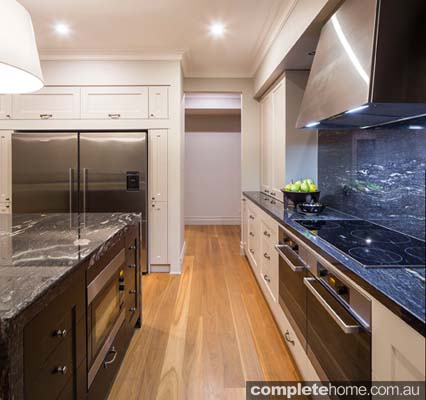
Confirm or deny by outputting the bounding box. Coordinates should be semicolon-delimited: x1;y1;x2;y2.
249;0;298;77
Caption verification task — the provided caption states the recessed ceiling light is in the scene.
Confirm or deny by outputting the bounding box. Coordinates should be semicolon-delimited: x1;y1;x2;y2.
54;22;71;36
209;22;226;38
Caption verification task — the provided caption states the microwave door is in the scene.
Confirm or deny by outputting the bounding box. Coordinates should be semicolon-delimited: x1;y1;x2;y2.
12;132;79;213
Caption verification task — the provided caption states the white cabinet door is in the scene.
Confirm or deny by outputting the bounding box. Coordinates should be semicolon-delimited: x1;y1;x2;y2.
0;132;12;203
148;86;169;119
271;81;286;201
260;94;273;194
0;95;12;120
12;87;81;120
0;203;11;214
372;299;425;381
81;87;149;119
149;130;168;202
241;197;248;252
149;201;168;264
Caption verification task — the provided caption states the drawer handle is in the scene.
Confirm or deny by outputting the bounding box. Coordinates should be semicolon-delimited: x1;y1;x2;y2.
129;245;137;250
54;329;67;338
54;366;68;375
108;113;121;119
128;263;136;269
249;232;254;237
249;215;255;220
265;189;270;193
249;249;254;254
129;289;137;294
40;114;53;119
284;330;295;346
104;346;118;367
263;274;271;282
263;230;270;238
129;307;137;313
263;253;270;260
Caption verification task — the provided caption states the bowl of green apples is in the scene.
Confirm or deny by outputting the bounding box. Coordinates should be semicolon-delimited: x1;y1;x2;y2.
281;178;320;208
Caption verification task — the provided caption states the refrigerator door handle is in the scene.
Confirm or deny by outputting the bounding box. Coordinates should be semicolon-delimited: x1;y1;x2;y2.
69;168;74;213
83;168;88;214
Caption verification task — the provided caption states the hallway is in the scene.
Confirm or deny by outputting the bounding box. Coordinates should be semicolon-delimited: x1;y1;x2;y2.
109;225;300;400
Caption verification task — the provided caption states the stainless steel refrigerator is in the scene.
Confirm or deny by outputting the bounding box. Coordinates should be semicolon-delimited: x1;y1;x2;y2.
12;131;148;272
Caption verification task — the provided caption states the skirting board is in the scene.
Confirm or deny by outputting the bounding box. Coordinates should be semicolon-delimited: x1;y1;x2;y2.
150;265;170;273
185;216;241;225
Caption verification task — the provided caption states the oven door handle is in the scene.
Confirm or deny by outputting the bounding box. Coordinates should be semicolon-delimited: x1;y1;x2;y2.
275;244;306;272
304;277;360;334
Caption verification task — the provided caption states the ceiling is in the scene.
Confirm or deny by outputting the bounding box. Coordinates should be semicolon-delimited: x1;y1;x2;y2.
20;0;295;78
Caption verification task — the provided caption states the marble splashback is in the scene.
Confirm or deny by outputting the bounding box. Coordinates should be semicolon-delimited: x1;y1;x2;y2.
318;128;426;241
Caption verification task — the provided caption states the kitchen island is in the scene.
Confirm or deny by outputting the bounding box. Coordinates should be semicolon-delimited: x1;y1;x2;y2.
0;213;142;400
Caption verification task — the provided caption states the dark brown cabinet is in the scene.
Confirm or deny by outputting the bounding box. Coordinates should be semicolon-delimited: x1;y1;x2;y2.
24;269;86;400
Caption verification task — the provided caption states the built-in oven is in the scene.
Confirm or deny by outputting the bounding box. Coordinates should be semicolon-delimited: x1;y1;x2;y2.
305;260;371;383
275;226;310;346
87;248;127;388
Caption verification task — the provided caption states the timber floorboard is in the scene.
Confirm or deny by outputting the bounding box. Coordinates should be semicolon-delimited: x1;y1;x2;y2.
108;225;300;400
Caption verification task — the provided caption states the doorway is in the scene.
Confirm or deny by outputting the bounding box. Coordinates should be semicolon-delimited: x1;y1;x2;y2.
184;92;242;225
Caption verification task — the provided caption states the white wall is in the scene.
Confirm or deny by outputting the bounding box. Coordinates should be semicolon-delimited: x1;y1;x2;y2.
183;78;260;192
185;131;241;225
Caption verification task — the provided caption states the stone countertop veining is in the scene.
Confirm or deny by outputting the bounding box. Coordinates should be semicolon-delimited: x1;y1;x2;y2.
243;191;426;336
0;213;141;321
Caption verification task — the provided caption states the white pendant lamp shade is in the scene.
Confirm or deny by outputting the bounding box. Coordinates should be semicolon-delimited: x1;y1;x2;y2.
0;0;44;93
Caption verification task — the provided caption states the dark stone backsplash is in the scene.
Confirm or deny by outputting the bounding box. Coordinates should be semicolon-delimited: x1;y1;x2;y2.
318;129;426;241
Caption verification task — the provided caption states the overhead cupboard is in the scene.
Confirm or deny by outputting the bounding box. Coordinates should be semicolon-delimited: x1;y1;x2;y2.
260;71;318;202
1;85;169;120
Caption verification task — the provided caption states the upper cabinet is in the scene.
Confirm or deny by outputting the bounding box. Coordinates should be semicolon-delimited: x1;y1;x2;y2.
260;72;318;202
0;95;12;120
12;87;81;120
148;86;169;119
81;86;148;119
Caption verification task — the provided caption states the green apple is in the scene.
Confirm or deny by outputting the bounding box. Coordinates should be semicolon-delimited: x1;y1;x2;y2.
284;183;292;191
309;183;317;192
304;178;314;185
293;181;302;191
301;181;310;192
290;184;299;192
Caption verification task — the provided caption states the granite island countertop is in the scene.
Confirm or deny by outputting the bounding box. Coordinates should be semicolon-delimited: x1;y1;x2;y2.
243;191;426;336
0;212;141;322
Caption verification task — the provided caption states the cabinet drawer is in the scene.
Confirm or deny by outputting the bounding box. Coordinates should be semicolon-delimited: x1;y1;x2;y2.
260;238;278;303
24;274;85;371
12;87;81;120
26;329;74;400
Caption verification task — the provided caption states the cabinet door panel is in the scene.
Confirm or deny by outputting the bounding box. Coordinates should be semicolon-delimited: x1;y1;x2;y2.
81;86;148;119
148;130;168;202
271;81;286;201
0;94;12;120
149;86;169;119
12;87;81;120
0;132;12;203
149;201;168;265
261;94;273;194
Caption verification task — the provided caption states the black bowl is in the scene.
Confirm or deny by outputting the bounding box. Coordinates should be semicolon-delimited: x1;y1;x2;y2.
281;190;320;208
297;202;325;215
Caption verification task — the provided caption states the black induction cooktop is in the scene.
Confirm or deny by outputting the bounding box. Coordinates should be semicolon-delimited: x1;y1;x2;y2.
295;219;426;268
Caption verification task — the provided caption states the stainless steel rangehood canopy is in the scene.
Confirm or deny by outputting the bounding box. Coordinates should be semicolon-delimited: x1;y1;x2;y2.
296;0;426;129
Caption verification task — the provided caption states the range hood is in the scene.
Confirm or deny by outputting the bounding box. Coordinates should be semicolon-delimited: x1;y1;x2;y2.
297;0;426;129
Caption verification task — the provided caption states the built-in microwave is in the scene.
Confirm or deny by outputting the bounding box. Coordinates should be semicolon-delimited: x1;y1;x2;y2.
87;248;127;388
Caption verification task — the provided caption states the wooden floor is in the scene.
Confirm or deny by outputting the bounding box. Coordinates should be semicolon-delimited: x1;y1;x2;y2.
108;225;299;400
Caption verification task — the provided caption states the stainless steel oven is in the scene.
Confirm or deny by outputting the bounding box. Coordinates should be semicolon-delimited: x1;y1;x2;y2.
275;226;310;346
305;259;372;383
87;248;127;388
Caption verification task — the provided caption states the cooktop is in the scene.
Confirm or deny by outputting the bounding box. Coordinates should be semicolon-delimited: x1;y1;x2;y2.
295;219;426;268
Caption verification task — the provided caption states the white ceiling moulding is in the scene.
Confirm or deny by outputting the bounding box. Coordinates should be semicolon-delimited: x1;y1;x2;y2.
0;0;44;93
39;50;186;62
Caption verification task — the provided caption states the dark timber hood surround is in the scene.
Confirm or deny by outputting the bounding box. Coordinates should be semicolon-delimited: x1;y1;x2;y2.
296;0;426;130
